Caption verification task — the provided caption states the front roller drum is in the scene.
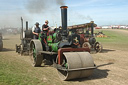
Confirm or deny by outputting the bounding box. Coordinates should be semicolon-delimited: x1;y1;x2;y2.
57;52;95;80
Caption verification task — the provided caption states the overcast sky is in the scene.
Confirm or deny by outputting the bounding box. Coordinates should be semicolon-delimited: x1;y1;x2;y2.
0;0;128;28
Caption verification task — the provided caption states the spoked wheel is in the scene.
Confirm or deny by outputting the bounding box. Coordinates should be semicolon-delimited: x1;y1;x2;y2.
94;42;103;53
82;42;91;49
30;40;43;67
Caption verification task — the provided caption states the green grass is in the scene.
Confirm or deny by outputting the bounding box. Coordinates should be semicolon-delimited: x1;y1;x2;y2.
94;29;128;51
0;53;64;85
0;55;42;85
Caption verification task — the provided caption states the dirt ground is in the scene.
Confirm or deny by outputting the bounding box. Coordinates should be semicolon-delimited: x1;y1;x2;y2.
0;29;128;85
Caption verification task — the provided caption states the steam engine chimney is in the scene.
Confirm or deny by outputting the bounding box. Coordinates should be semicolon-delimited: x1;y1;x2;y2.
91;21;94;37
26;21;28;31
60;6;68;37
21;17;23;40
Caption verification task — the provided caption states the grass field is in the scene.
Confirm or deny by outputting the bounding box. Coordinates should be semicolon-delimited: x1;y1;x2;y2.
0;53;41;85
0;52;62;85
94;29;128;51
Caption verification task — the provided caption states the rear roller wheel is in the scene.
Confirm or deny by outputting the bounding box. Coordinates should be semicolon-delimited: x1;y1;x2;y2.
30;40;43;67
94;42;103;52
82;42;91;49
57;52;95;80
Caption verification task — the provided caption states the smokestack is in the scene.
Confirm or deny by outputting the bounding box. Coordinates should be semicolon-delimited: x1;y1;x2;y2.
21;17;23;40
91;21;94;37
60;6;68;36
26;21;28;31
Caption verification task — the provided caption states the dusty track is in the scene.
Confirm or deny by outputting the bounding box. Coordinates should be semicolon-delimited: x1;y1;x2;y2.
0;30;128;85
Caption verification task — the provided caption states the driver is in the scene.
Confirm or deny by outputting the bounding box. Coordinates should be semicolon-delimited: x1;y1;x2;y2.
42;20;49;35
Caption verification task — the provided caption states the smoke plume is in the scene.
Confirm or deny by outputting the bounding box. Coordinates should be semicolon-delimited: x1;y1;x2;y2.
26;0;65;14
56;0;65;5
75;12;93;21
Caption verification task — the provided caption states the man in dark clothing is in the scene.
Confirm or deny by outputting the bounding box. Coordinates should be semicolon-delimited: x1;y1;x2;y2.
32;22;41;39
42;20;49;35
41;20;50;51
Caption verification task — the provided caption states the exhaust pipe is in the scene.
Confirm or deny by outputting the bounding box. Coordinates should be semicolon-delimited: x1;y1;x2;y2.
21;17;23;40
26;21;28;31
60;6;68;37
91;21;94;37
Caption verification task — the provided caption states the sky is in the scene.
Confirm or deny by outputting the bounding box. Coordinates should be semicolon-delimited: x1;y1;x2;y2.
0;0;128;28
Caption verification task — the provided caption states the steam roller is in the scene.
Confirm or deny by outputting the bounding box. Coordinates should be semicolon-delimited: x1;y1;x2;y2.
16;18;33;55
29;6;96;80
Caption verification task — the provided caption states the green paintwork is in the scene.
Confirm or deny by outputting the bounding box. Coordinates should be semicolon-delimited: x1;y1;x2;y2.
65;63;68;69
47;35;52;43
37;32;59;52
53;33;57;39
38;33;42;42
48;43;59;52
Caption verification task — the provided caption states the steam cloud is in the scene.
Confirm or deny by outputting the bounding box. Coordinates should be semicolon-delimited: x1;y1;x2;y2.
69;11;93;25
75;12;93;21
26;0;65;14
